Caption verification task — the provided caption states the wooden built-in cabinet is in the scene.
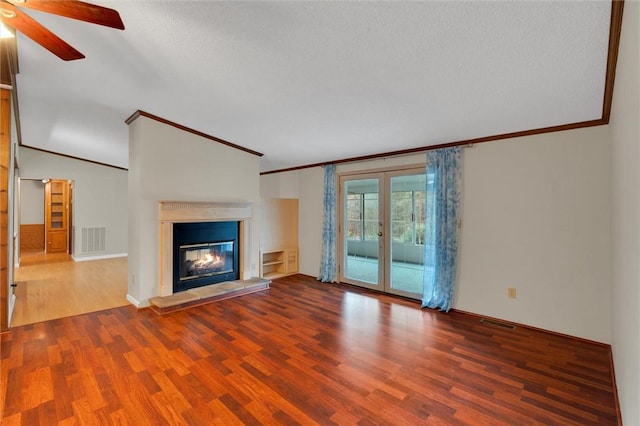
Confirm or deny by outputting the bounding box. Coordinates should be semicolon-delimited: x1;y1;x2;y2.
260;198;298;279
45;179;70;253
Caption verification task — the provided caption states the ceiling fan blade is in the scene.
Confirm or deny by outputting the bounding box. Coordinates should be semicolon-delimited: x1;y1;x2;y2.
6;0;124;30
0;3;85;60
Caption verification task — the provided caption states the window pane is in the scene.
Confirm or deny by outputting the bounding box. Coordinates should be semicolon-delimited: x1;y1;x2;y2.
346;194;362;240
414;190;426;245
389;173;427;296
425;173;436;247
347;220;361;240
392;191;412;243
363;193;378;240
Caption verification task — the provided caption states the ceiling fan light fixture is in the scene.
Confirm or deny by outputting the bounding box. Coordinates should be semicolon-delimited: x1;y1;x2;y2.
0;21;14;38
0;0;124;59
0;7;16;19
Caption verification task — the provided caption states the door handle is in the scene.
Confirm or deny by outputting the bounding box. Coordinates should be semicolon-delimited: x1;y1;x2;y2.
377;232;383;237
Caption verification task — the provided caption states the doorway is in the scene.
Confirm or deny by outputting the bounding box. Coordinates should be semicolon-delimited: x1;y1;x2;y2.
12;177;128;327
18;178;73;262
338;167;429;299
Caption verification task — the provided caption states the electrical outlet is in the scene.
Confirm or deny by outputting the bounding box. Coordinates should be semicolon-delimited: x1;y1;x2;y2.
508;287;516;299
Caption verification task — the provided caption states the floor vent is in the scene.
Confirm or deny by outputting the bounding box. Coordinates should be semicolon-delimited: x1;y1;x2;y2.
81;227;106;253
480;318;516;330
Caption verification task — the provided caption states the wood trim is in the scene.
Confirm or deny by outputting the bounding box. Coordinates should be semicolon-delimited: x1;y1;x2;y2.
19;224;44;251
0;88;10;332
125;110;264;158
261;119;605;175
0;27;20;164
1;33;20;146
0;36;17;87
450;308;612;347
20;145;128;171
602;0;625;123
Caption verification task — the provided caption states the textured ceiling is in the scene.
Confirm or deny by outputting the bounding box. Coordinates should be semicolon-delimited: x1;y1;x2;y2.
13;1;612;172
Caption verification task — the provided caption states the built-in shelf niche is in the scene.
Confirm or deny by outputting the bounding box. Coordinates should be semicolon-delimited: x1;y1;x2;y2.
259;198;298;279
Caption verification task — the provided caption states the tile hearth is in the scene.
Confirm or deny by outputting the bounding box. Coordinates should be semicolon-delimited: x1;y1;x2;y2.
148;277;270;314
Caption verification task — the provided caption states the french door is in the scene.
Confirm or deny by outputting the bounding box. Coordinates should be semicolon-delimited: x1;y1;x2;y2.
338;167;427;299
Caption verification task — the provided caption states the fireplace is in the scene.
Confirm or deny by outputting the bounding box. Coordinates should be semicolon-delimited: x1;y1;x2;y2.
173;221;239;293
158;201;254;297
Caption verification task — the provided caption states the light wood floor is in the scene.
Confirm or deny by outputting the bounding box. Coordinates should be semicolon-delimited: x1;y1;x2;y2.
11;251;128;327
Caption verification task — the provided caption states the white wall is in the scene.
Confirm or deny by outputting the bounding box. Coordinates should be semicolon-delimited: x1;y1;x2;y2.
297;168;324;276
18;147;128;259
458;126;610;343
19;179;44;224
260;171;302;199
128;116;261;306
610;1;640;424
262;126;612;343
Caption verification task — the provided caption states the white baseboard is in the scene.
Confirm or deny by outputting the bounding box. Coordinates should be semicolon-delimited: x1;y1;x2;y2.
8;293;16;325
72;253;128;262
126;293;141;307
126;293;149;308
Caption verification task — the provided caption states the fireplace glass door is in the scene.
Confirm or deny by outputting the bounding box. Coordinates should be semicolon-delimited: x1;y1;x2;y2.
173;221;240;293
180;241;234;281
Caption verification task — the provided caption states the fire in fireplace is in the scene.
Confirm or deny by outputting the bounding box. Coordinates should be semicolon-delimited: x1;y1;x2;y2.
173;221;239;293
180;241;234;280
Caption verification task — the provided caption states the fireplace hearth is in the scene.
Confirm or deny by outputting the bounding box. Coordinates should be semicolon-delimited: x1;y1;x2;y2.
173;221;239;293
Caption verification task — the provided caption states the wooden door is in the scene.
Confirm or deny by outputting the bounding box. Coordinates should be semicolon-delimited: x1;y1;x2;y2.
45;179;69;253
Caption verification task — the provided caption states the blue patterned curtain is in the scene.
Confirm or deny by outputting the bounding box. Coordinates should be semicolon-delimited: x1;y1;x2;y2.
318;164;337;282
422;147;462;311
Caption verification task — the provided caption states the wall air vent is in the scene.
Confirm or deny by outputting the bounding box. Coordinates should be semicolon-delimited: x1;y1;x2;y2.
81;227;106;253
480;318;516;331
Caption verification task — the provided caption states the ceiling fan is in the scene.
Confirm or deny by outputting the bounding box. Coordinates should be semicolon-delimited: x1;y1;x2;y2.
0;0;124;60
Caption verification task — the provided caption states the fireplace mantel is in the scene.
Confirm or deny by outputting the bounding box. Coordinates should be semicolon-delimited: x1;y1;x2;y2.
159;201;252;222
158;201;253;296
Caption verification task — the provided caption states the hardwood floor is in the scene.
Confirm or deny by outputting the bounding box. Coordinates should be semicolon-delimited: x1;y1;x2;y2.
17;251;74;267
11;252;128;327
1;274;619;425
